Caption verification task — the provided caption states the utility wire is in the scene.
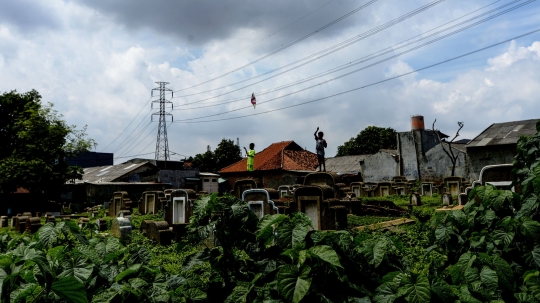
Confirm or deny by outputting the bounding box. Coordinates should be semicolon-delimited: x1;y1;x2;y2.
112;107;153;154
173;0;446;103
173;0;504;105
99;96;152;152
172;0;534;122
115;120;154;157
173;0;530;111
170;28;540;123
114;152;155;160
119;123;159;157
172;0;381;93
169;0;336;80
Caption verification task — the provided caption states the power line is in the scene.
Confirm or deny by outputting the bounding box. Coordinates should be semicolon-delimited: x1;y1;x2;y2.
172;0;381;93
113;152;155;160
172;0;534;122
99;96;152;152
169;0;336;80
115;120;153;157
172;0;447;103
169;28;540;124
119;123;159;157
172;0;530;111
112;108;153;154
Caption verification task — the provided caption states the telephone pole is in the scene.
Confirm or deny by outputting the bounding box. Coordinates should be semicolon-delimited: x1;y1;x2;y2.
151;82;173;161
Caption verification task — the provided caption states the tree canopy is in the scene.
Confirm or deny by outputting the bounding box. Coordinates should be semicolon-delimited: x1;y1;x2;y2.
336;126;397;156
191;139;242;172
0;90;95;195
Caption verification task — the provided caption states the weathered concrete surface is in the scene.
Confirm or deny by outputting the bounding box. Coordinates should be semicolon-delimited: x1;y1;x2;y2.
361;150;399;182
466;145;516;182
420;144;467;183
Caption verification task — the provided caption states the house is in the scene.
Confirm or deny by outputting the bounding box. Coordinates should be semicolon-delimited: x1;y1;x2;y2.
466;119;540;181
219;141;318;189
324;155;367;183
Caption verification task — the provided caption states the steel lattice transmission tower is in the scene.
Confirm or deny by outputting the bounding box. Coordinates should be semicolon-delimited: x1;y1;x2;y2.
151;82;173;161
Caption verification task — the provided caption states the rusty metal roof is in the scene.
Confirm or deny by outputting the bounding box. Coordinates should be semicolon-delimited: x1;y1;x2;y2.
467;119;539;148
219;141;318;173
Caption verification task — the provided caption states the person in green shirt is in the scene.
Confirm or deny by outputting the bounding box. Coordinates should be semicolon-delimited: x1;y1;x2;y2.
243;143;255;171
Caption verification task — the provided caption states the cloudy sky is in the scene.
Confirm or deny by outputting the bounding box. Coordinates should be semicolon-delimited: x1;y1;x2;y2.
1;0;539;163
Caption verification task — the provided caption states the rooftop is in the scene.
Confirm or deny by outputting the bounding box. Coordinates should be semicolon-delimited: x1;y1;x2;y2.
325;155;369;174
219;141;318;173
77;161;156;183
467;119;540;148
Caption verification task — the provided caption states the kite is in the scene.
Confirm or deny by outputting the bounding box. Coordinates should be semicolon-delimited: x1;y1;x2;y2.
251;93;256;109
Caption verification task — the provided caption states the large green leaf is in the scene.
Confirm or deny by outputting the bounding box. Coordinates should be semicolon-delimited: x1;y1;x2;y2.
183;288;207;301
51;275;88;303
434;224;452;244
480;266;498;291
400;274;431;303
58;256;93;284
491;255;514;291
225;282;252;303
115;263;141;282
38;223;60;247
430;278;454;303
372;238;388;268
10;283;41;303
257;214;286;243
277;264;312;303
464;266;479;284
451;252;475;284
520;219;540;240
457;285;482;303
292;225;309;248
308;245;343;268
373;282;398;303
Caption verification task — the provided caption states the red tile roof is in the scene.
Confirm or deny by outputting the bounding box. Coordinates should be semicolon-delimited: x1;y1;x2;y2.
219;141;318;173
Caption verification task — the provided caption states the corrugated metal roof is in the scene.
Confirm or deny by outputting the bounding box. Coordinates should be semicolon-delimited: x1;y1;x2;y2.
77;161;154;183
467;119;539;148
325;155;369;174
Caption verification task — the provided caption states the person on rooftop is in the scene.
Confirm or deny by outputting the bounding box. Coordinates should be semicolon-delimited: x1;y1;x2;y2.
243;143;255;171
314;127;327;172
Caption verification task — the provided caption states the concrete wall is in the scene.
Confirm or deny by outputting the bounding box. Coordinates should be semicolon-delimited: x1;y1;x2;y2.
397;132;420;180
467;145;516;182
361;151;400;182
420;144;467;183
158;169;200;189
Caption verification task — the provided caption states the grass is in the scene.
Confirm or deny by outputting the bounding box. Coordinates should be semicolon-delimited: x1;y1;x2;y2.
347;216;394;229
362;194;441;207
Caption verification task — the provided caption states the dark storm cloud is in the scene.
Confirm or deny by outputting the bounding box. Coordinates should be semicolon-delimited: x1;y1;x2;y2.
0;0;61;32
74;0;362;46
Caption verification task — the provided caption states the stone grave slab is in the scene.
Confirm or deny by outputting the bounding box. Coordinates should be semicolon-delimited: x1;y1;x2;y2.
242;189;279;219
111;212;132;243
147;221;172;245
25;217;42;233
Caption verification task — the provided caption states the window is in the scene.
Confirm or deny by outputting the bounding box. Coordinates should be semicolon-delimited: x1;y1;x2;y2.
204;179;209;182
212;179;217;182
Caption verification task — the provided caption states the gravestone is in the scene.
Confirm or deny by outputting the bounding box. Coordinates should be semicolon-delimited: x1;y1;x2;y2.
46;216;56;224
78;218;90;228
421;183;434;196
140;191;162;215
15;216;29;232
442;177;463;196
111;212;132;243
233;179;259;198
458;193;468;205
118;210;132;222
25;217;42;233
96;219;108;231
92;211;98;218
140;220;154;235
109;192;130;217
294;186;346;230
147;221;172;245
22;212;32;217
278;185;292;198
0;216;8;228
409;192;421;206
242;189;279;219
165;189;196;240
350;182;365;198
442;193;453;207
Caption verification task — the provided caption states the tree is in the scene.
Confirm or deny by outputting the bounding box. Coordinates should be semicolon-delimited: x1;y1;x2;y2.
336;126;397;156
213;139;242;170
0;90;95;195
432;119;464;176
191;151;217;172
191;139;242;172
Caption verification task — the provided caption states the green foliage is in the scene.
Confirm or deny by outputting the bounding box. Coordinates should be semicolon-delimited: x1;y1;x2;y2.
336;126;397;156
348;216;392;229
0;90;95;194
191;138;242;172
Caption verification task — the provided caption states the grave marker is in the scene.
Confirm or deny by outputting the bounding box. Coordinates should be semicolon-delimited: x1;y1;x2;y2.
25;217;41;233
111;212;132;243
147;221;172;245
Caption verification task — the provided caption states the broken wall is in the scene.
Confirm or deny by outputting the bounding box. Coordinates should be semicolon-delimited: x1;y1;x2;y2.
467;145;516;182
361;151;399;182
